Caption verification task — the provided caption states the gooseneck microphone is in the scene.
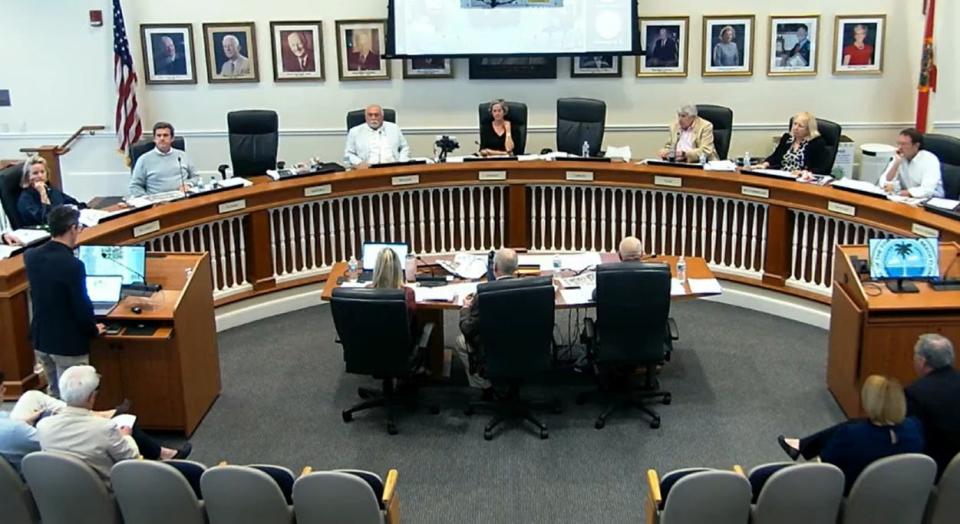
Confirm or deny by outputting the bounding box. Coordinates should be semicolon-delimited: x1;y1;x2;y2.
99;252;161;294
177;156;186;191
100;251;149;285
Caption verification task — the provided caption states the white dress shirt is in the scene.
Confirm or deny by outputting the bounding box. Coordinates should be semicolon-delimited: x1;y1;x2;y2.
880;150;944;198
36;406;139;487
344;121;410;167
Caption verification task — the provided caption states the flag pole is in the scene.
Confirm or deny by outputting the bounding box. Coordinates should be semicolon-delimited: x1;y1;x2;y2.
915;0;937;132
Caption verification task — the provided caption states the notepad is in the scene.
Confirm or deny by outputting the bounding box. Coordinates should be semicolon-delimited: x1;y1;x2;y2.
560;286;595;305
112;414;137;429
687;278;723;295
671;278;686;296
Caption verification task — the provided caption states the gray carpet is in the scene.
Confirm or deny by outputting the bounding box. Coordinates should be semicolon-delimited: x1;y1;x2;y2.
163;299;843;523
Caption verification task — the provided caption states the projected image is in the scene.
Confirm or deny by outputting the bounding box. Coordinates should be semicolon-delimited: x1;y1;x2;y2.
703;15;754;76
637;17;688;77
461;0;564;7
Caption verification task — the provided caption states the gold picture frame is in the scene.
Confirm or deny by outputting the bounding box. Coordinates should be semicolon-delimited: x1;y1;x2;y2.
270;21;325;82
202;22;259;83
636;16;689;78
767;15;820;77
833;14;886;75
335;19;391;81
140;23;198;85
702;15;755;77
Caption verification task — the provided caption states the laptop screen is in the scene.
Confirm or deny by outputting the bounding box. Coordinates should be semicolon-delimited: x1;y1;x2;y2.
86;275;124;303
361;242;409;271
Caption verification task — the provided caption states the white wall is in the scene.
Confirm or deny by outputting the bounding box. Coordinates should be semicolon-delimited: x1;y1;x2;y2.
0;0;956;200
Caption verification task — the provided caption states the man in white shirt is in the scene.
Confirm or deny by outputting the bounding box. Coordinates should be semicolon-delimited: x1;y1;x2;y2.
879;128;944;198
344;105;410;168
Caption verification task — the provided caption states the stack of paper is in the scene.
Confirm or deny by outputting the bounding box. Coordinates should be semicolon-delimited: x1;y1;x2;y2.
671;278;686;296
79;209;111;227
10;229;50;246
926;197;960;211
560;286;595;305
704;160;737;172
604;146;632;162
832;178;887;196
0;245;21;259
748;168;796;179
687;278;723;295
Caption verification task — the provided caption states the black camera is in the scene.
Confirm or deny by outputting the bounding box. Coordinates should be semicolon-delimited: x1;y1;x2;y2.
435;135;460;163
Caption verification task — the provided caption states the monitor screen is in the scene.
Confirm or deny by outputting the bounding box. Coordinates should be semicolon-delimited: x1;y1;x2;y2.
361;242;409;271
868;238;940;280
77;245;147;285
85;275;123;303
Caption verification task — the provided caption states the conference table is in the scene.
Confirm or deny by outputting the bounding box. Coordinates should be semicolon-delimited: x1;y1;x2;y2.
1;159;959;397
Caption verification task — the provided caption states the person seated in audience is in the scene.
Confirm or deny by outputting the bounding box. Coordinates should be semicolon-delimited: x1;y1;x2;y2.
128;121;198;198
36;365;191;487
457;248;518;395
16;156;83;227
777;375;924;493
755;111;829;175
905;334;960;479
344;104;410;168
370;247;415;315
479;99;517;157
877;127;944;198
658;104;717;163
592;236;645;301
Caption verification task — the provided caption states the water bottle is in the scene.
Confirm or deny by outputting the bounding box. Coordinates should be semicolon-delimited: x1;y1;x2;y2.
698;152;707;165
581;140;590;158
677;256;687;283
553;254;562;271
347;255;358;282
743;151;751;167
405;252;417;282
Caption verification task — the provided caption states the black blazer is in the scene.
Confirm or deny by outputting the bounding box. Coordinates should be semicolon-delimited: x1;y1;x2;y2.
17;186;82;227
906;367;960;478
764;134;829;175
24;241;99;356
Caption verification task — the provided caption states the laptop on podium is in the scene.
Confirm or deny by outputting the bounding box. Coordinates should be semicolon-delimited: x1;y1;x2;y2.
85;275;124;317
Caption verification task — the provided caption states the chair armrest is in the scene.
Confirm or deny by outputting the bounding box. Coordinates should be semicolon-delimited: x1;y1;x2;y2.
217;461;228;466
417;322;435;350
300;466;313;478
383;469;400;524
666;318;679;341
646;469;661;524
733;465;745;476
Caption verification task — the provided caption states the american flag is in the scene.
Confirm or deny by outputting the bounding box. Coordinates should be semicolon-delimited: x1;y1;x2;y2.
113;0;142;153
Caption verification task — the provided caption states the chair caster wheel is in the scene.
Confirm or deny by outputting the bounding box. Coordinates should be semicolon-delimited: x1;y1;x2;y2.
539;429;549;439
464;407;474;416
358;388;370;399
342;411;353;423
429;406;440;415
662;393;672;405
650;418;661;429
387;423;398;435
595;419;606;430
484;430;493;441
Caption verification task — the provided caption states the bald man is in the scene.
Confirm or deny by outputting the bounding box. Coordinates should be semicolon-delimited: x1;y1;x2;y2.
155;36;186;76
343;104;410;168
220;34;251;76
592;236;645;301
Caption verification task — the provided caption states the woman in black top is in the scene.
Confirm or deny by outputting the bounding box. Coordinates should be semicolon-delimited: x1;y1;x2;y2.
758;111;829;175
17;156;83;227
479;99;517;156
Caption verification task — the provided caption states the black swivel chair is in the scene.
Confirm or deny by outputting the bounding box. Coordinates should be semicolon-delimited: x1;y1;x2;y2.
578;262;676;429
788;116;843;175
227;110;279;177
0;162;25;230
330;287;435;435
924;133;960;199
128;137;186;171
477;101;529;155
556;97;606;156
465;276;558;440
346;108;397;132
696;104;733;160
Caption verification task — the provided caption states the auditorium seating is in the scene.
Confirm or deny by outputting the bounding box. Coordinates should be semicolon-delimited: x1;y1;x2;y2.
924;133;960;199
645;467;752;524
747;462;844;524
556;97;606;156
695;104;734;160
111;460;206;524
128;137;186;171
226;110;279;177
841;454;936;524
346;108;397;131
0;456;39;524
478;100;529;155
927;452;960;524
21;451;122;524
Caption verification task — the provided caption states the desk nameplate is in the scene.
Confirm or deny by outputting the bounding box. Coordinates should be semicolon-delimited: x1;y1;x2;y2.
655;175;683;188
132;220;160;238
912;223;939;238
304;184;332;197
218;199;247;214
392;175;420;186
827;201;856;217
741;186;770;199
565;171;594;181
479;170;507;181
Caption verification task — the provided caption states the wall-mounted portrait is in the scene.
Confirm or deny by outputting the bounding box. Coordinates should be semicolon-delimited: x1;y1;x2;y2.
403;57;454;79
140;24;197;84
468;56;557;79
833;15;886;75
768;15;819;76
336;19;390;80
637;17;688;77
702;15;755;77
202;22;259;83
270;21;324;81
571;55;621;78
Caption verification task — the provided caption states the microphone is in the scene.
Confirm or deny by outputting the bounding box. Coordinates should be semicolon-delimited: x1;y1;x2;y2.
100;251;149;285
177;156;186;192
673;129;682;161
99;252;161;294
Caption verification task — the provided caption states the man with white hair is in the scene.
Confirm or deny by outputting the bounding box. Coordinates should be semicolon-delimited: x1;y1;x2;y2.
906;333;960;478
591;236;645;301
658;104;717;163
344;104;410;168
220;34;251;76
36;366;190;487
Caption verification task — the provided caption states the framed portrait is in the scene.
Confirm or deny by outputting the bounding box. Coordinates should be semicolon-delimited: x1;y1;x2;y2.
140;24;197;84
702;15;755;77
833;15;886;75
468;56;557;80
768;15;819;76
637;17;689;77
403;57;454;79
270;21;324;82
202;22;259;83
571;55;621;78
336;19;390;81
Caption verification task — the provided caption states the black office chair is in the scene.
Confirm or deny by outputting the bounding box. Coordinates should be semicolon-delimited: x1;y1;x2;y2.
227;110;279;177
477;101;528;155
346;108;397;132
924;133;960;199
465;276;558;440
0;162;25;230
696;104;733;160
556;97;606;156
330;287;435;435
129;137;186;171
578;262;675;429
788;116;842;175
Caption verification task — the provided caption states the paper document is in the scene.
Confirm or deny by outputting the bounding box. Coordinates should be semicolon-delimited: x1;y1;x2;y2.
413;286;458;302
339;281;367;288
518;252;602;271
558;272;595;289
671;278;686;296
560;285;595;305
517;154;543;162
0;245;21;259
926;197;960;211
687;278;723;295
832;178;887;196
704;160;737;172
887;195;925;207
218;177;253;188
748;168;796;179
604;146;632;162
112;414;137;429
10;229;50;245
451;253;489;279
79;209;111;227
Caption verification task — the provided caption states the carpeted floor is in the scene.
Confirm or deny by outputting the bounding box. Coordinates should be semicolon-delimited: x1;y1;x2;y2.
153;299;844;523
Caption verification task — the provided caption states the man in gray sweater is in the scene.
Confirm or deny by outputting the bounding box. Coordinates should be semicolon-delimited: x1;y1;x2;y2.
128;122;198;197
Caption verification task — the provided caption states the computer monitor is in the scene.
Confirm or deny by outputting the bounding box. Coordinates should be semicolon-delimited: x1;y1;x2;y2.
77;245;147;285
361;242;409;271
868;237;940;293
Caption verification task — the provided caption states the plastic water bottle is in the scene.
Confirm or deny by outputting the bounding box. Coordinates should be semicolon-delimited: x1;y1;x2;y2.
677;256;687;283
405;252;417;282
743;151;752;167
581;140;590;158
347;255;358;282
698;152;707;165
553;254;562;271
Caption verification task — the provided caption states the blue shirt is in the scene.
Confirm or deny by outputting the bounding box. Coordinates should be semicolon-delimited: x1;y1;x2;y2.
0;412;40;474
820;417;925;493
343;122;410;167
128;147;198;197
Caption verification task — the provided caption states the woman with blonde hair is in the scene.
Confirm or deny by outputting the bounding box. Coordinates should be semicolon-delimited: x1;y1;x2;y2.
371;247;415;315
17;156;83;227
777;375;924;493
757;111;830;175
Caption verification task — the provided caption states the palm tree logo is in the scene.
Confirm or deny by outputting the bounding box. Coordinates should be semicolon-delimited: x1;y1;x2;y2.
892;241;914;277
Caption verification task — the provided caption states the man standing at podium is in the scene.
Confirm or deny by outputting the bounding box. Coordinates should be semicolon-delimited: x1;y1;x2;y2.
344;104;410;168
24;206;105;398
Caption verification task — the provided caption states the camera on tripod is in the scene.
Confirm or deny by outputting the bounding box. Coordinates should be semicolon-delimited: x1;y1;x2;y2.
434;135;460;163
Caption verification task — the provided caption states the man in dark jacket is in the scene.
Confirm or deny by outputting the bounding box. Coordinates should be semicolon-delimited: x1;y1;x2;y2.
24;205;104;398
906;333;960;479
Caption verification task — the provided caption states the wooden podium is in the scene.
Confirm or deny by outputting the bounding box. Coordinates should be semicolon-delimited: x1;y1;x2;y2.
90;252;221;436
827;242;960;417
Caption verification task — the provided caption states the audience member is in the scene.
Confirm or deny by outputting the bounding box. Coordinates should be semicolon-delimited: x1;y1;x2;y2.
16;156;83;227
24;205;104;398
479;99;517;157
756;112;829;175
777;375;924;493
878;128;944;198
371;247;415;315
344;105;410;168
906;333;960;479
658;104;717;163
128;121;198;197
